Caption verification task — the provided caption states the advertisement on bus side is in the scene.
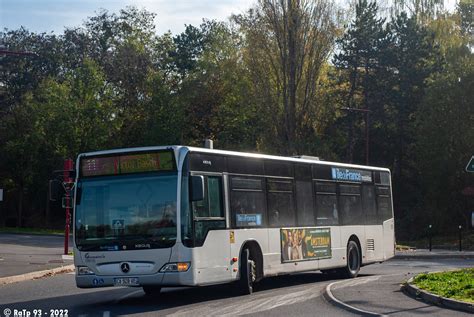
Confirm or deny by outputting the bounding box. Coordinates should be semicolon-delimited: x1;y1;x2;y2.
280;227;331;262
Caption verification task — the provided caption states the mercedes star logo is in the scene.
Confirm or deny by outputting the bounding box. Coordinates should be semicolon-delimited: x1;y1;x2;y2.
120;262;130;273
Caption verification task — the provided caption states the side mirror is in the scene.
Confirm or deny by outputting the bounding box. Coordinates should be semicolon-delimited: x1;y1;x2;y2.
189;175;204;201
49;179;63;201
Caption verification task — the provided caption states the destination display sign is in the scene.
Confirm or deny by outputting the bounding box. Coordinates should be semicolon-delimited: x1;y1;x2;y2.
280;227;331;263
331;167;372;182
81;151;175;177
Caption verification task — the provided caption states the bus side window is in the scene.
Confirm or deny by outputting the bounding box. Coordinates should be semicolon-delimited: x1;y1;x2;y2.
230;176;266;228
339;184;362;225
267;178;295;227
295;164;315;226
362;185;377;225
314;181;339;226
376;186;392;222
208;177;224;217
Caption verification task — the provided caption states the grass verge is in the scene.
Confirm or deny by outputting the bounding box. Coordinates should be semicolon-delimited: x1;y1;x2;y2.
412;268;474;303
0;227;64;235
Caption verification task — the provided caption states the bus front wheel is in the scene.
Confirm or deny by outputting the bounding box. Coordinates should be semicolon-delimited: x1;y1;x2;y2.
239;248;256;295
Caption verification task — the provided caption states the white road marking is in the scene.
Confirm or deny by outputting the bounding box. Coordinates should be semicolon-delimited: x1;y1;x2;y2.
331;275;381;290
103;311;110;317
167;284;324;316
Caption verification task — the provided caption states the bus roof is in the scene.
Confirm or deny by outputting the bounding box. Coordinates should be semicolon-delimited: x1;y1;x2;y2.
77;145;391;173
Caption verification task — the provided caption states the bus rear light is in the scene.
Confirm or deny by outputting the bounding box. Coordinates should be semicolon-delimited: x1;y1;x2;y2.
232;257;238;263
159;262;190;273
77;266;94;275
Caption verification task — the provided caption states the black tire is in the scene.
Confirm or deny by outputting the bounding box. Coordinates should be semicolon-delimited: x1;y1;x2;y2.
341;240;360;278
238;248;256;295
142;285;162;296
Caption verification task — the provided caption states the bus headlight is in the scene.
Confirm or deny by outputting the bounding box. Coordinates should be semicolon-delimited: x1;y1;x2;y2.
77;266;95;275
159;262;190;272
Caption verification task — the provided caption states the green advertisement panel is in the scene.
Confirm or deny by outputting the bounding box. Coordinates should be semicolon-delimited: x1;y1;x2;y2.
280;227;331;262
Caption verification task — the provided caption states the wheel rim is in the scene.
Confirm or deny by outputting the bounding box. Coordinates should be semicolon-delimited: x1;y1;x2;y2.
250;260;256;283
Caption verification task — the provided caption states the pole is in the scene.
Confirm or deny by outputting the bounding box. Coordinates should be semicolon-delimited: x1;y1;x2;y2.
428;224;432;252
458;225;462;252
64;159;73;255
365;109;369;165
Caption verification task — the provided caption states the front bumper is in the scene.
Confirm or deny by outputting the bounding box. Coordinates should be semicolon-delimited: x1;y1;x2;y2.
76;270;196;288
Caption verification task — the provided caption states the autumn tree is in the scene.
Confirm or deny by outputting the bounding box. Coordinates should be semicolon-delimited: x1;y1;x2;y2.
235;0;340;155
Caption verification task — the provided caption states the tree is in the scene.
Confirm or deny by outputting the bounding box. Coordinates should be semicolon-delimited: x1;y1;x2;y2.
235;0;340;155
416;57;473;231
0;29;64;226
333;0;387;163
392;0;445;24
414;6;474;232
175;21;261;150
80;7;158;146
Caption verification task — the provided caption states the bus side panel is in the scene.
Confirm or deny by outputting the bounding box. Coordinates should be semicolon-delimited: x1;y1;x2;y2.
231;228;269;280
265;228;298;275
193;230;233;285
266;227;345;275
319;226;364;270
383;219;395;260
364;225;384;263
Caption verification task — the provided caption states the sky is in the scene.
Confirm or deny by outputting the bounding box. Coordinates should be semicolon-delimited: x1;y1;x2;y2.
1;0;457;36
0;0;255;35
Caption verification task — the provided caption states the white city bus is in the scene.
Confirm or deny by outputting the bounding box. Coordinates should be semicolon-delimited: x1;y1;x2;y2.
73;146;395;295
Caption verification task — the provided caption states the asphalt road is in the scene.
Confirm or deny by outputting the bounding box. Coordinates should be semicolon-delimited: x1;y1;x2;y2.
0;234;73;277
1;258;473;317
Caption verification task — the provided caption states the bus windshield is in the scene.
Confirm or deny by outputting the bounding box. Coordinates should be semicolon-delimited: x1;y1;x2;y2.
75;173;177;251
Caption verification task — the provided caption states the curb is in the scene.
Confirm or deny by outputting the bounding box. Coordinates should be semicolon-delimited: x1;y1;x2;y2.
323;279;386;317
394;254;474;260
402;276;474;314
0;265;75;286
0;232;71;237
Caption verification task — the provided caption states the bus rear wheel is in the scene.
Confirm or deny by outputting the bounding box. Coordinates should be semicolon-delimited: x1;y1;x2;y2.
239;248;256;295
143;285;162;296
341;240;360;278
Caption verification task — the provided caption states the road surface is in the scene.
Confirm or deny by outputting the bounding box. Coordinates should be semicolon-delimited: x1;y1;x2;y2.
1;257;473;316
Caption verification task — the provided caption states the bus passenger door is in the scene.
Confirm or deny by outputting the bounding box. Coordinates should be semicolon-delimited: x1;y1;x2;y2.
192;174;232;284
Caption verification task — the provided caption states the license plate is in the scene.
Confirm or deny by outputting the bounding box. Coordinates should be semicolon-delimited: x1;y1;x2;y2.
114;277;139;286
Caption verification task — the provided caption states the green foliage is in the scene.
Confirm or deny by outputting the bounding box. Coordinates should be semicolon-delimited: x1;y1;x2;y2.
0;3;472;234
413;269;474;303
415;41;474;229
235;0;341;155
333;0;387;163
